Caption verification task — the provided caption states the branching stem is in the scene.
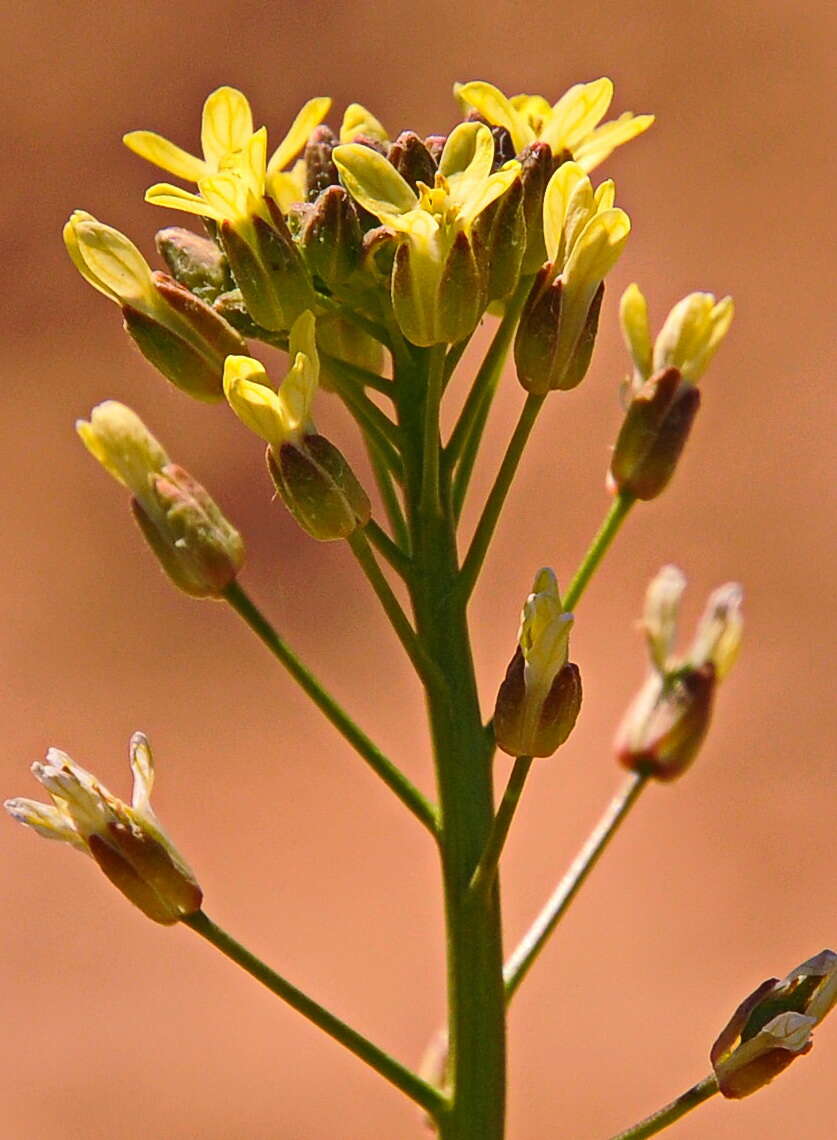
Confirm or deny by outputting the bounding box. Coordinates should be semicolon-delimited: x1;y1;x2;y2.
469;756;533;897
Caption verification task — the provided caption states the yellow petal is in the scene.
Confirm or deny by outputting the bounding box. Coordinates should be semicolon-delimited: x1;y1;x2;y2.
454;81;531;154
201;86;254;168
268;161;308;212
542;161;590;265
145;182;225;222
268;96;332;173
224;357;287;445
339;102;387;145
333;143;417;223
130;732;155;813
619;283;653;379
123;130;208;182
76;401;170;500
573;113;655;172
68;219;157;311
543;77;614;153
4;796;84;847
560;207;631;360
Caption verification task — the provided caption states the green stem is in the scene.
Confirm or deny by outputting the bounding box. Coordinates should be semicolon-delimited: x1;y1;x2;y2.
459;393;545;601
562;492;635;611
183;911;447;1119
420;345;447;515
365;517;411;579
222;581;437;835
348;529;442;690
469;755;533;897
316;293;393;351
504;771;649;1000
331;380;404;479
443;333;474;391
364;439;410;553
322;353;393;397
604;1075;720;1140
396;354;507;1140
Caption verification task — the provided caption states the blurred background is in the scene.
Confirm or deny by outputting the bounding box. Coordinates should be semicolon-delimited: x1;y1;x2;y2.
1;1;834;1137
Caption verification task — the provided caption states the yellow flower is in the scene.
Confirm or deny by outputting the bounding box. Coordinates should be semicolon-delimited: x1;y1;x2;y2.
223;313;369;541
334;122;520;344
5;734;202;925
64;211;246;401
494;569;582;757
339;102;388;144
125;86;331;212
620;283;735;387
514;162;630;393
455;77;653;170
223;310;319;449
77;401;244;596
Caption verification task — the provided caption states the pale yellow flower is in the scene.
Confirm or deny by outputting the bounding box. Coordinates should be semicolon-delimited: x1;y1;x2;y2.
620;283;735;387
455;78;653;170
5;734;202;924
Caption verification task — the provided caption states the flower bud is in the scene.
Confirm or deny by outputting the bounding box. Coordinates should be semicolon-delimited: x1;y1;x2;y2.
5;733;202;925
388;131;437;192
304;124;339;200
298;185;363;288
711;950;837;1098
220;201;315;332
223;312;371;541
608;366;701;499
64;212;246;401
77;401;244;597
472;173;526;301
494;569;582;757
515;272;604;394
154;226;232;301
518;142;554;272
615;566;743;780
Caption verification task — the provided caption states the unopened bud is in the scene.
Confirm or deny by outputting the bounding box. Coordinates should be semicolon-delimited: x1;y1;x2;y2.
220;202;314;332
514;272;604;394
473;174;525;301
77;402;244;597
518;142;554;272
154;226;232;301
392;228;486;347
388;131;437;192
298;185;363;288
608;367;701;499
494;569;582;757
711;950;837;1098
304;124;339;200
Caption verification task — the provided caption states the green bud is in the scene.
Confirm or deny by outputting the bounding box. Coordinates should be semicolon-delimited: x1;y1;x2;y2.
298;185;363;288
608;367;701;500
123;272;247;402
392;229;486;347
154;227;232;302
494;647;582;758
514;272;604;394
266;435;371;542
220;204;314;332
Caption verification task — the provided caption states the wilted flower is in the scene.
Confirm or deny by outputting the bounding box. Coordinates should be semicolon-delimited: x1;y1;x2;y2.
711;950;837;1098
5;734;202;925
77;401;244;597
494;568;582;757
615;566;743;780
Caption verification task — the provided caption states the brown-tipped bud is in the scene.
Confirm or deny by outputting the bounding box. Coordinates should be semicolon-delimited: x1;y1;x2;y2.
608;367;701;500
519;142;555;273
494;647;582;758
132;463;245;598
423;135;447;164
304;124;339;200
220;204;314;332
489;125;517;168
614;664;716;781
299;185;363;288
154;227;232;302
267;435;371;542
361;225;399;280
711;950;837;1099
123;272;247;402
473;175;526;301
514;272;604;394
388;131;438;192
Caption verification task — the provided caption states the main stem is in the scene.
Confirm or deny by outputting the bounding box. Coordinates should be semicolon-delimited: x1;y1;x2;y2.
398;348;507;1140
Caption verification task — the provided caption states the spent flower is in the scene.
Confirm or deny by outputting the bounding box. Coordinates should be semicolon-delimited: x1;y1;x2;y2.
77;401;244;597
5;734;202;925
615;566;743;780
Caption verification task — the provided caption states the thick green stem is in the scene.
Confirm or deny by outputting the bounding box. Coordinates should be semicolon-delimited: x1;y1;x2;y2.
469;755;533;897
365;517;411;579
459;393;545;601
184;911;447;1119
604;1074;720;1140
504;772;649;1000
562;492;635;611
222;581;437;835
397;353;507;1140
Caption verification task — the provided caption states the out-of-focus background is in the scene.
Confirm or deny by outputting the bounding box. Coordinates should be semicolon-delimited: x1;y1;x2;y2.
1;2;834;1137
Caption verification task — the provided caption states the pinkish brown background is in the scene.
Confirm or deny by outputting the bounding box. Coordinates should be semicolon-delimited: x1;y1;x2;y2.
1;1;834;1137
